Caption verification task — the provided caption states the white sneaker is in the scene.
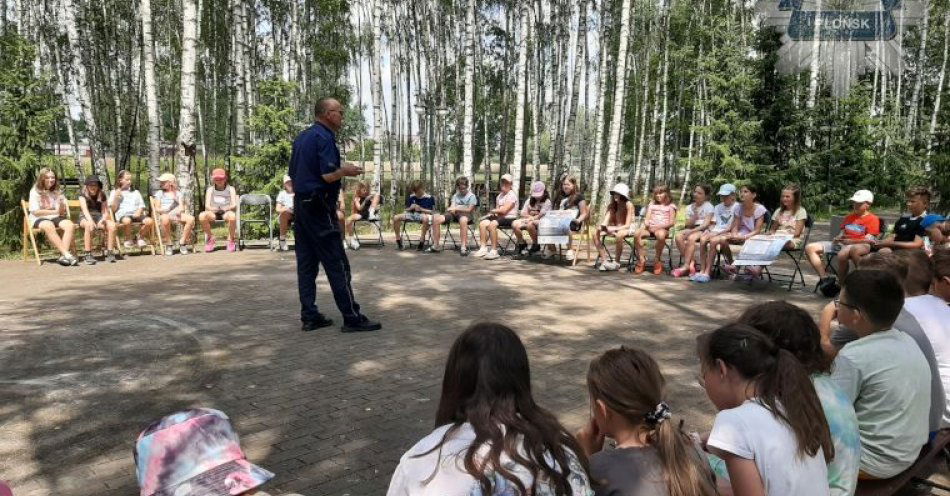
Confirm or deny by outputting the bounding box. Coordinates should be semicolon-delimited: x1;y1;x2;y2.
541;247;554;259
484;249;500;260
180;245;190;255
605;261;621;271
473;246;489;258
123;240;134;248
565;249;576;261
136;239;147;248
164;247;174;256
279;239;288;251
350;238;361;250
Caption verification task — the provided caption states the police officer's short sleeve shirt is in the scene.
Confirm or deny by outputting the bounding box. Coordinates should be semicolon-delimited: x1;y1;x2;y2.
289;123;341;197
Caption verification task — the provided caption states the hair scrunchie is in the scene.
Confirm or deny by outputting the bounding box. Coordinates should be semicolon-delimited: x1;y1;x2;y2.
645;402;672;427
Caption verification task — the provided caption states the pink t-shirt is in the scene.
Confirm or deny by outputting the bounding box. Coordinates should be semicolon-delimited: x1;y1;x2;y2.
737;203;768;235
646;203;677;228
496;190;520;219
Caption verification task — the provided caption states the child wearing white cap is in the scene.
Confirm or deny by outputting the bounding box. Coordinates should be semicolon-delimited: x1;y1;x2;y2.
275;175;295;251
691;183;739;283
593;183;635;271
153;173;195;255
805;189;881;294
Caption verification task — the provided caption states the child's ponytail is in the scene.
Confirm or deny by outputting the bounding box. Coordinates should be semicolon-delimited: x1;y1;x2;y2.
588;347;717;496
701;324;834;461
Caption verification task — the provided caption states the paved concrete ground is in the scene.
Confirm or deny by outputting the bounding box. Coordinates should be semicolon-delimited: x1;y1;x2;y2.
0;229;874;495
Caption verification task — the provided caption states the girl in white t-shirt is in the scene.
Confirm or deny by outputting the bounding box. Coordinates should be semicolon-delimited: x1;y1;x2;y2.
672;184;715;278
275;175;295;251
698;324;834;496
153;173;195;255
387;322;593;496
28;167;78;266
110;170;154;249
692;184;739;283
723;185;768;279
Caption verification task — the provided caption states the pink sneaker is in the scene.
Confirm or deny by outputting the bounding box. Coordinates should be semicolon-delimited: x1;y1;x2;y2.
688;263;697;276
204;235;216;253
227;239;236;252
671;267;688;278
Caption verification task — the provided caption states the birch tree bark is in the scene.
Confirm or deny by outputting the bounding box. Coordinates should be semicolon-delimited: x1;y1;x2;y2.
510;4;530;196
140;0;161;191
591;0;610;209
59;0;109;186
232;0;247;155
369;0;386;194
175;0;199;205
603;0;634;213
925;12;949;170
461;0;476;181
563;0;588;177
905;1;930;140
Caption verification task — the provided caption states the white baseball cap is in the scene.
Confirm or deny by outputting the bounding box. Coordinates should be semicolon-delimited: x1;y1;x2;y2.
849;190;874;204
717;183;737;196
282;175;292;184
610;183;630;200
500;174;514;184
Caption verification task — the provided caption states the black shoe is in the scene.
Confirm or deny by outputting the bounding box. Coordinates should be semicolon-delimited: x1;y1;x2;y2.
341;318;382;333
301;316;334;332
106;251;117;263
416;242;426;251
529;244;541;254
84;253;97;265
424;246;441;253
396;239;404;250
819;277;841;298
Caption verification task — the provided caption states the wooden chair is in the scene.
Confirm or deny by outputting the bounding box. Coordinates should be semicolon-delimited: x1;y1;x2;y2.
21;199;77;265
113;206;158;256
856;429;950;496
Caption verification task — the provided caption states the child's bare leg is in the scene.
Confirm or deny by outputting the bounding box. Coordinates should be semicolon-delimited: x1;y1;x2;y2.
479;219;490;246
512;219;526;243
105;220;116;251
489;220;499;250
198;211;214;237
681;231;702;269
180;214;195;244
224;212;237;240
653;229;668;262
459;217;470;246
82;219;94;251
60;219;75;251
280;211;293;238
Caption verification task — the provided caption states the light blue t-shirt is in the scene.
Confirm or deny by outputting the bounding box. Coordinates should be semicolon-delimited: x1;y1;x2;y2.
450;191;477;209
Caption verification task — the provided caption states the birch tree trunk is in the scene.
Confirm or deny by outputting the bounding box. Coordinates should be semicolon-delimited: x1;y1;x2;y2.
369;0;386;194
52;47;83;177
603;0;634;214
591;0;610;210
232;0;247;155
140;0;161;191
461;0;476;181
563;0;588;177
806;0;822;111
905;1;930;140
510;4;530;196
925;12;949;171
59;0;109;186
175;0;198;206
653;16;671;197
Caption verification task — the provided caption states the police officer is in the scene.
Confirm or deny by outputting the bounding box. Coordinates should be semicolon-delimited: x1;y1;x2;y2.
289;98;381;333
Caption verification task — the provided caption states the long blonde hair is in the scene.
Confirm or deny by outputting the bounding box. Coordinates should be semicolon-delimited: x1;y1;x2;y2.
34;168;60;194
587;347;718;496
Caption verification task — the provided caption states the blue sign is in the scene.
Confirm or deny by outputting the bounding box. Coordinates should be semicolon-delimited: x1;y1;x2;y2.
788;10;897;41
779;0;901;41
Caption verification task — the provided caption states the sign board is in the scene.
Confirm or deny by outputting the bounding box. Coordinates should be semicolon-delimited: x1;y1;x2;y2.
537;210;577;245
733;234;794;266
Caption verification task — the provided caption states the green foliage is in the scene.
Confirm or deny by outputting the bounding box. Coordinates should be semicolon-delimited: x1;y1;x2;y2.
0;32;57;253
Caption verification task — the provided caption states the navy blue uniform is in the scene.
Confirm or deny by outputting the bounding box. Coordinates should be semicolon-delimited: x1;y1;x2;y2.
289;123;363;325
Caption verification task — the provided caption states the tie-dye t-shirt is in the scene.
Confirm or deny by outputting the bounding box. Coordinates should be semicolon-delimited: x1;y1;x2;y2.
387;422;593;496
708;375;860;496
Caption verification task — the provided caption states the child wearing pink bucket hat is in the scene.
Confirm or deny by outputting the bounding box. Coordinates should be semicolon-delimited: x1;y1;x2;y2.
512;181;552;256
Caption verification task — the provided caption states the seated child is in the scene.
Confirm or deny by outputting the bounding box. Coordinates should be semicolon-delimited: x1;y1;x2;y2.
275;175;294;251
634;184;677;275
691;183;739;283
513;181;552;256
935;247;950;303
78;175;117;264
344;181;381;250
386;322;592;495
672;183;714;278
154;173;195;256
738;301;861;496
698;323;833;495
593;183;635;272
576;346;717;496
805;189;881;295
28;167;78;266
392;180;436;251
722;184;768;278
474;174;519;261
922;214;947;251
826;270;930;479
769;183;808;250
874;186;930;253
134;408;275;496
543;175;589;261
199;168;239;252
110;169;153;249
432;176;479;256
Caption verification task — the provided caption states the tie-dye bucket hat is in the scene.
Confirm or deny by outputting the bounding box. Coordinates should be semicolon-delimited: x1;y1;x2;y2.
134;408;274;496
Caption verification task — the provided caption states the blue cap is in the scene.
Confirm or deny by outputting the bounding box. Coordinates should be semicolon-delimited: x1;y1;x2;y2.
922;214;946;229
717;183;737;196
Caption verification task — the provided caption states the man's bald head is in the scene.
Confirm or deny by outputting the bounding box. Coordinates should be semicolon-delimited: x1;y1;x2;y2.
314;98;344;132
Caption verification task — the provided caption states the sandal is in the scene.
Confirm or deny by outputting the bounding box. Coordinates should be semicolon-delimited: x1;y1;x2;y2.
634;260;646;274
671;267;688;278
653;262;664;275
